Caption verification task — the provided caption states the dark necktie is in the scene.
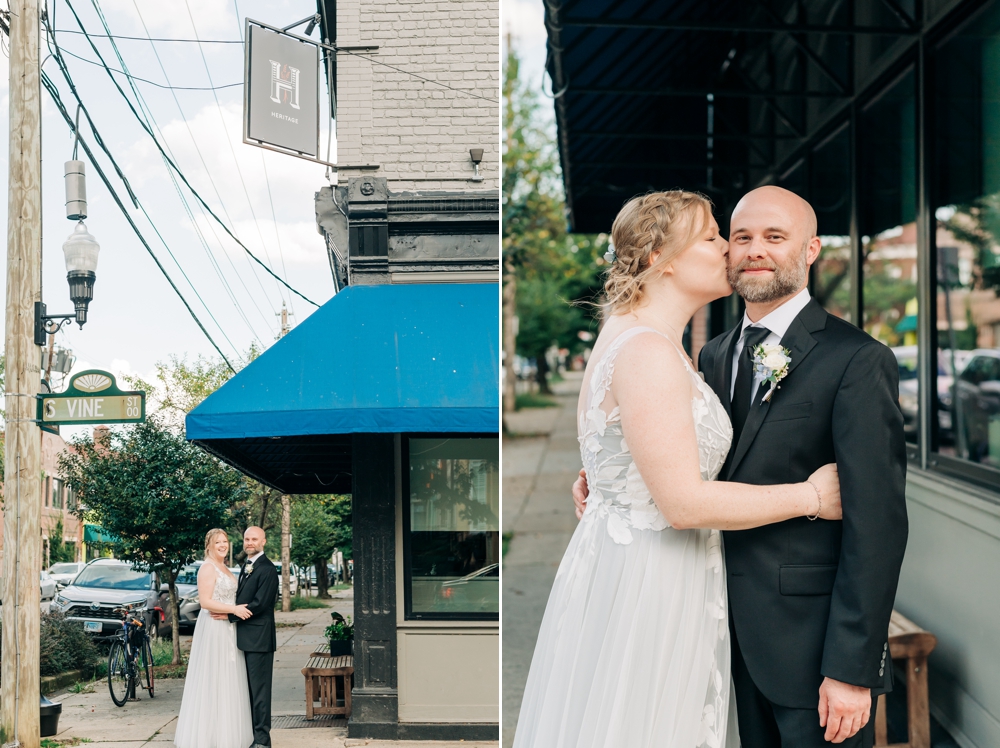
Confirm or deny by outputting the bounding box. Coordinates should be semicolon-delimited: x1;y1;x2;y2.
731;326;771;439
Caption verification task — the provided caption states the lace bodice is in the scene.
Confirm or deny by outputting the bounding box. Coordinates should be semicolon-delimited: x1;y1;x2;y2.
209;563;238;605
578;326;734;544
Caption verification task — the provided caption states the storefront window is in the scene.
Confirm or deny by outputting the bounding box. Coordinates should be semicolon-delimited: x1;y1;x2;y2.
405;437;499;619
810;126;852;320
932;2;1000;472
859;69;918;445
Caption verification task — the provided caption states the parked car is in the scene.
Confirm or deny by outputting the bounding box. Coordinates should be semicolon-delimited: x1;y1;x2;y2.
50;558;159;639
273;562;298;596
157;561;202;636
953;349;1000;464
47;562;84;589
40;570;57;602
893;346;957;441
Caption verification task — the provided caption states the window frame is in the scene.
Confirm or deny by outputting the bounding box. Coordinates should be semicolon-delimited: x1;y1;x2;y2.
401;433;499;622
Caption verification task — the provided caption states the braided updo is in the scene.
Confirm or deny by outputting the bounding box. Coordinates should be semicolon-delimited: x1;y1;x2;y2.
604;190;713;315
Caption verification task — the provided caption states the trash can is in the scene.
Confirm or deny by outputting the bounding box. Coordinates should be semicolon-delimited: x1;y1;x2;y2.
40;695;62;737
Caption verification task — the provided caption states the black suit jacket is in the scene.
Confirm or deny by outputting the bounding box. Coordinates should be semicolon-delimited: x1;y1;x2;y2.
698;299;908;708
228;553;278;653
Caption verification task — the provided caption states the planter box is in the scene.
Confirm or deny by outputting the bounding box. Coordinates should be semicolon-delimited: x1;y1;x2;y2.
329;639;353;657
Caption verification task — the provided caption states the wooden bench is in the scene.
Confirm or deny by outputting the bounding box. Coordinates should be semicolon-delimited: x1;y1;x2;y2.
310;642;330;658
301;655;354;720
875;610;938;748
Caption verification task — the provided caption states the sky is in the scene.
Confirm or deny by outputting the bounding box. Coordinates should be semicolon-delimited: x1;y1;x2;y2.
0;0;336;404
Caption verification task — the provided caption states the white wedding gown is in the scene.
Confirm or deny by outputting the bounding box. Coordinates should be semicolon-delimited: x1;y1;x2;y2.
513;327;740;748
174;563;254;748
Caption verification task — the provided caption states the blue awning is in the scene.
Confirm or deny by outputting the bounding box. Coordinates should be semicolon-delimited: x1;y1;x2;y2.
186;283;499;441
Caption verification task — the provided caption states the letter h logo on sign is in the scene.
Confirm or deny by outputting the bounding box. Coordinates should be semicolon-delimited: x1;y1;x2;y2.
269;60;301;109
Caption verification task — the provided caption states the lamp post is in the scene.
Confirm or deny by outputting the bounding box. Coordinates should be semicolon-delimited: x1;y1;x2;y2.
34;216;100;343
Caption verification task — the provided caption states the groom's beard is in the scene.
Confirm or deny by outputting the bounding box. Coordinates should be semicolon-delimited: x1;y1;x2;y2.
728;242;808;303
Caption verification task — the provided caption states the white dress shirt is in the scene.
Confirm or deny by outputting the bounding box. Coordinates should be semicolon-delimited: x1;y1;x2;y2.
246;551;264;565
730;287;812;401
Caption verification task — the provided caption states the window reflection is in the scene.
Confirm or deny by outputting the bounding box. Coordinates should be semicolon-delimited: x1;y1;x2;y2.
407;438;499;617
860;70;918;445
811;127;852;321
933;5;1000;468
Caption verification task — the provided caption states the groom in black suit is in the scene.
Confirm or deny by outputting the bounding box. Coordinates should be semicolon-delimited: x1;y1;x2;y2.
228;526;279;748
575;186;908;746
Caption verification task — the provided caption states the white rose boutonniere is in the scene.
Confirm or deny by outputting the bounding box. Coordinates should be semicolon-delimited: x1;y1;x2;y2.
244;561;254;577
752;343;792;402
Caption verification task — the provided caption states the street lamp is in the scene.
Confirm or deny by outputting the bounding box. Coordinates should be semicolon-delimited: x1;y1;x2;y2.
34;220;100;345
34;154;100;345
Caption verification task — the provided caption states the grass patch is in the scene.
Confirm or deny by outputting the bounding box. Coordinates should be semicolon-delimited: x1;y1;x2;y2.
328;583;352;591
275;622;304;629
502;532;513;558
153;663;187;679
275;595;330;611
515;393;558;410
151;639;178;667
42;738;91;748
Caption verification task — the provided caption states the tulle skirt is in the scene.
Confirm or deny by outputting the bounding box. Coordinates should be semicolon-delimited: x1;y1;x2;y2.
174;610;254;748
513;510;739;748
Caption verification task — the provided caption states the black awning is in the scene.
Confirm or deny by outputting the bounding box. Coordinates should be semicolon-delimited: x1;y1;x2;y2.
545;0;915;232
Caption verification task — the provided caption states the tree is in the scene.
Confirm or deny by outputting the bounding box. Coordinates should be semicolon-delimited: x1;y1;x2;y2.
290;496;352;598
503;45;605;395
59;417;250;664
47;518;75;565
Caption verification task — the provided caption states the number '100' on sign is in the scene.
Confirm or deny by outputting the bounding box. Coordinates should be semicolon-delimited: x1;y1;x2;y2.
38;370;146;426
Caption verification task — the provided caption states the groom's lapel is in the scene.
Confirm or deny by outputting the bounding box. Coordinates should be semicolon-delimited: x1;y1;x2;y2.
724;300;826;480
714;324;741;417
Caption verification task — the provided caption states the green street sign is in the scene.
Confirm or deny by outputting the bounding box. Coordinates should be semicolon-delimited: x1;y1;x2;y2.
38;370;146;426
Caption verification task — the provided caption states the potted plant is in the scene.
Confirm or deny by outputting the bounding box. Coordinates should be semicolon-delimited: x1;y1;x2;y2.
325;612;353;657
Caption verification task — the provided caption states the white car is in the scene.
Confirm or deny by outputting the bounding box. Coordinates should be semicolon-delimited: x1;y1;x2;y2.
48;562;85;589
40;570;57;602
273;562;298;596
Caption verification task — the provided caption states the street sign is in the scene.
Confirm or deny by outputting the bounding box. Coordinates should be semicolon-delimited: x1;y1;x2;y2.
245;21;320;159
37;370;146;426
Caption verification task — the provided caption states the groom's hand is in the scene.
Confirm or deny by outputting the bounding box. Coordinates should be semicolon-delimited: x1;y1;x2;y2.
818;677;871;743
572;468;589;520
210;612;229;621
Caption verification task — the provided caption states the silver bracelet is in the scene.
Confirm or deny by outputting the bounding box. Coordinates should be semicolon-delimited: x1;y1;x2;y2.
806;480;822;521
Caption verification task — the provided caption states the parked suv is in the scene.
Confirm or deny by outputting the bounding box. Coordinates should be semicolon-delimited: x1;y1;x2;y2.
47;562;85;590
51;558;159;638
157;561;202;636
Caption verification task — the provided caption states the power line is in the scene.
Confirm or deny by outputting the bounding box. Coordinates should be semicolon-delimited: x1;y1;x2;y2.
52;28;243;43
54;0;321;308
128;0;279;336
55;47;241;89
40;70;237;374
182;0;289;308
93;0;269;347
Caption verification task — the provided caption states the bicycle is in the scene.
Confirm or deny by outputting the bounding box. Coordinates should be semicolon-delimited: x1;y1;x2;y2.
107;604;155;706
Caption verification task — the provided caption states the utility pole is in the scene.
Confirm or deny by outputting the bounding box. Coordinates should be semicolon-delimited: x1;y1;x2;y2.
502;32;518;417
3;0;43;745
280;496;292;612
276;302;292;339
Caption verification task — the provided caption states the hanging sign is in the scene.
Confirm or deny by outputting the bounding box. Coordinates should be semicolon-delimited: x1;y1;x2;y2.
37;370;146;426
244;20;320;159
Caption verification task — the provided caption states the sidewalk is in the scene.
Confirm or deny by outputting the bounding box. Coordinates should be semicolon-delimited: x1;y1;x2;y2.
50;589;493;748
501;373;582;748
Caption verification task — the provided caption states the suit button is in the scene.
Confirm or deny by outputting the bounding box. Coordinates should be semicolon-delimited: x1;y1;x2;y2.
879;668;884;676
884;643;888;651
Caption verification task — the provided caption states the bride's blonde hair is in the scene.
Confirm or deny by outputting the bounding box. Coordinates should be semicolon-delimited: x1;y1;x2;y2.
204;528;228;559
604;190;713;315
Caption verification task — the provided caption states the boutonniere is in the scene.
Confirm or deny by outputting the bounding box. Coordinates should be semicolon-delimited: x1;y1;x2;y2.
244;562;254;576
752;343;792;402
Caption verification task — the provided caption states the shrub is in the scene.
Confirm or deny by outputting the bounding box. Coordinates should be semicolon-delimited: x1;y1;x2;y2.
324;613;353;641
38;612;101;676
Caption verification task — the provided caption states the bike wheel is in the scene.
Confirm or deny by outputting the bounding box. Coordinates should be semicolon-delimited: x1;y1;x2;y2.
107;640;130;707
140;637;155;698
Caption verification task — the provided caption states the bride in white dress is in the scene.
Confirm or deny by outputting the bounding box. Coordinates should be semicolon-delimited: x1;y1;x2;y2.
513;191;843;748
174;529;255;748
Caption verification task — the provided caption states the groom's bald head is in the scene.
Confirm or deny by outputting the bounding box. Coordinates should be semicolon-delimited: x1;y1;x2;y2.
731;186;817;239
727;186;822;308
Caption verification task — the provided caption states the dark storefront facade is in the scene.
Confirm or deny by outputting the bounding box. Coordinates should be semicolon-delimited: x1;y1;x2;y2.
547;1;1000;744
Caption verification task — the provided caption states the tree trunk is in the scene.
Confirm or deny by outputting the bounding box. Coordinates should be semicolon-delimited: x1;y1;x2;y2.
503;260;518;413
536;352;552;395
316;561;330;599
167;570;181;666
280;495;291;613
